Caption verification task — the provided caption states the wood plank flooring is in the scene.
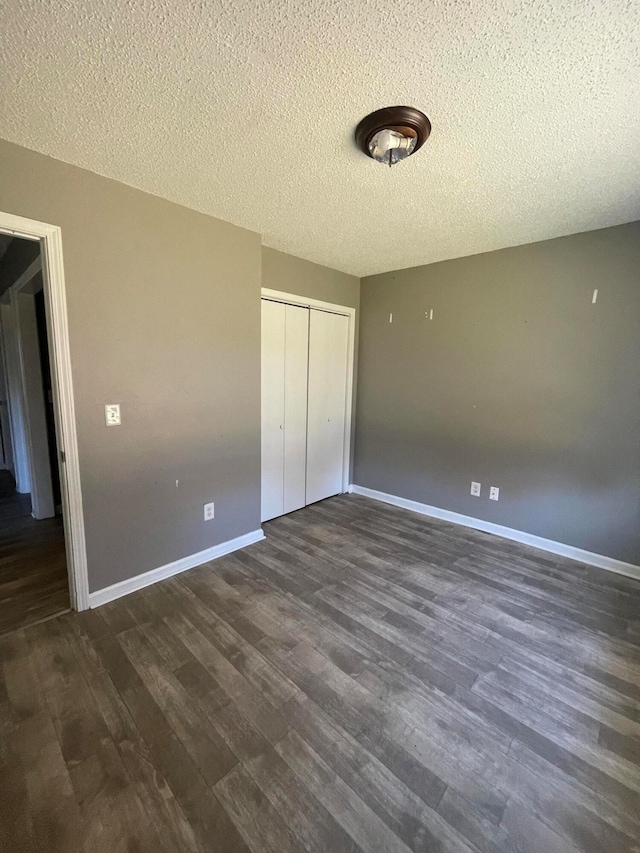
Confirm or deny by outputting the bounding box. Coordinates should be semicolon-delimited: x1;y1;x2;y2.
0;470;69;637
1;493;640;852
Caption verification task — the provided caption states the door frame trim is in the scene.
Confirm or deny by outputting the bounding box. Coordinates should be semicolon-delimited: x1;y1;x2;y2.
261;288;356;496
0;210;89;611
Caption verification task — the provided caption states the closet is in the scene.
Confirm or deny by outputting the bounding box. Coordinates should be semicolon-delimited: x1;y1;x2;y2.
261;297;350;522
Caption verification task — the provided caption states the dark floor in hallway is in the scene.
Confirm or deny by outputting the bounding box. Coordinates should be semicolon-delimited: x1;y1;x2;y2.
0;470;68;637
1;493;639;852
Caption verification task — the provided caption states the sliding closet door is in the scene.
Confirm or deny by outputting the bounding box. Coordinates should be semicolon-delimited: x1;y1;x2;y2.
306;309;349;505
283;304;309;514
261;300;285;521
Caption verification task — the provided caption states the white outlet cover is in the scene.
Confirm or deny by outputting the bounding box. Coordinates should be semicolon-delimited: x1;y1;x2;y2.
204;502;215;521
105;404;121;426
490;486;500;501
471;481;481;496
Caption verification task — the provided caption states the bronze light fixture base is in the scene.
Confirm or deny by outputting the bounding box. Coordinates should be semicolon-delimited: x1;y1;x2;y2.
355;106;431;165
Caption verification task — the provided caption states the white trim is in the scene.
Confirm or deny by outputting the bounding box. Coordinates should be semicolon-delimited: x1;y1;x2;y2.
350;485;640;582
0;211;90;610
261;288;353;317
261;288;356;494
89;528;266;608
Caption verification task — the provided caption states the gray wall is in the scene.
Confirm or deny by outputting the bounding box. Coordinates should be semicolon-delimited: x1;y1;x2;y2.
262;246;361;479
355;222;640;565
262;246;359;310
0;139;262;592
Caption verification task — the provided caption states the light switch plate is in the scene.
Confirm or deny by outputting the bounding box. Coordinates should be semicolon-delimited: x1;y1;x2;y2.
105;404;121;426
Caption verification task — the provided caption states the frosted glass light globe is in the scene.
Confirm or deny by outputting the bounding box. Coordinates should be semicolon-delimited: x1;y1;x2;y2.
368;129;417;166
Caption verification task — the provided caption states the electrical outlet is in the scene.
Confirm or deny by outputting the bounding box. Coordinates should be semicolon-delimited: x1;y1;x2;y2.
105;404;121;426
470;481;481;497
204;502;215;521
490;486;499;501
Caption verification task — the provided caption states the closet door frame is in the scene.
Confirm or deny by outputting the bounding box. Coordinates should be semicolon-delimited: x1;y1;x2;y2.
261;288;356;496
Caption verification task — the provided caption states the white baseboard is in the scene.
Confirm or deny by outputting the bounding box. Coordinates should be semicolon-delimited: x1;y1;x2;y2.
350;485;640;582
89;528;266;608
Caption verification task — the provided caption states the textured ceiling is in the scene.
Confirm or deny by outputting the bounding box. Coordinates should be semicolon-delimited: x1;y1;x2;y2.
1;1;639;276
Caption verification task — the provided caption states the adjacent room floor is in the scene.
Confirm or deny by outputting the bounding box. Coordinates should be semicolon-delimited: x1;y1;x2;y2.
1;493;639;852
0;470;69;637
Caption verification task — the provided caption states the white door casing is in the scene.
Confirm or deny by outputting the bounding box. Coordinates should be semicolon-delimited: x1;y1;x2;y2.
0;211;89;611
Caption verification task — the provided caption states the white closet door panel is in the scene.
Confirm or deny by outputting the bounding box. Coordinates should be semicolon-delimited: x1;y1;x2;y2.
283;305;309;514
306;309;349;505
261;300;285;522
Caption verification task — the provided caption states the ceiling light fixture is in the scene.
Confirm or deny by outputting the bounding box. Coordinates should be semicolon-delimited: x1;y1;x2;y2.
355;106;431;167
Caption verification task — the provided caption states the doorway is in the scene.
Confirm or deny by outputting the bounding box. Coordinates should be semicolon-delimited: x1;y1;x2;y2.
0;210;89;631
0;240;70;634
260;289;356;523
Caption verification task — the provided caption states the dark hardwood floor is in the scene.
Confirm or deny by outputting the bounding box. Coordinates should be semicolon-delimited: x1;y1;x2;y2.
0;470;69;638
1;493;639;852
